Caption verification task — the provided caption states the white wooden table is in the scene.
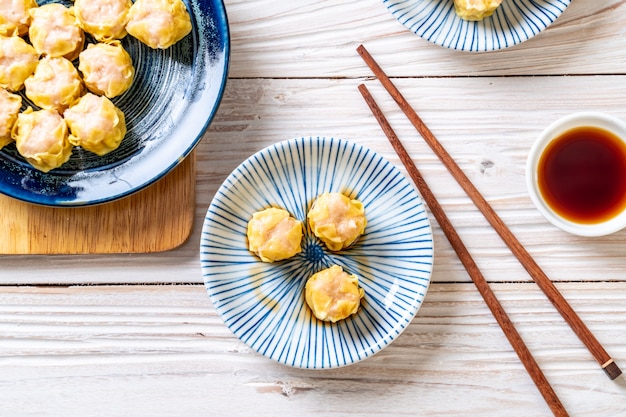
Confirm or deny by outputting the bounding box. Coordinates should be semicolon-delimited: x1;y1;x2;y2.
1;1;625;416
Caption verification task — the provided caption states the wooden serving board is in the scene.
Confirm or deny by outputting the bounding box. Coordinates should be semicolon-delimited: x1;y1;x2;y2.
0;152;196;254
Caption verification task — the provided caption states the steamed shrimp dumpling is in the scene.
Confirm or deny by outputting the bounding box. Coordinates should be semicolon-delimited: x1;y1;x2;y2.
247;207;303;263
74;0;131;41
454;0;503;21
126;0;192;49
24;56;83;112
0;0;38;36
305;265;364;322
0;87;21;148
12;108;72;172
64;93;126;156
307;192;367;251
29;3;84;60
78;41;134;98
0;34;38;91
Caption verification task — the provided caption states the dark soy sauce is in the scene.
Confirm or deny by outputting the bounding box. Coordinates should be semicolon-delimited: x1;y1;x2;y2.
538;126;626;224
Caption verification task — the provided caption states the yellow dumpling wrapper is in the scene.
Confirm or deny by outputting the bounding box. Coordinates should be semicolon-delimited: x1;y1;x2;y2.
454;0;503;21
126;0;192;49
307;192;367;251
0;0;38;36
0;88;22;148
74;0;131;41
24;56;83;112
79;41;134;98
247;207;303;263
12;108;72;172
0;34;39;91
65;93;126;156
29;4;85;60
305;265;365;323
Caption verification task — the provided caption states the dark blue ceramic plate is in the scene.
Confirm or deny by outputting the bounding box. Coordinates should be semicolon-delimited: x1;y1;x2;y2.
0;0;230;206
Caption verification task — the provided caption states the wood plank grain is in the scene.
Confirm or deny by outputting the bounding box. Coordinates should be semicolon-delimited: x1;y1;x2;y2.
3;76;626;284
0;283;623;417
0;154;195;254
226;0;626;78
0;3;623;417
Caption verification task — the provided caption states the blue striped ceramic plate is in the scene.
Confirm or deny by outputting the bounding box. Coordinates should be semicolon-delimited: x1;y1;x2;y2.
201;137;434;369
384;0;570;52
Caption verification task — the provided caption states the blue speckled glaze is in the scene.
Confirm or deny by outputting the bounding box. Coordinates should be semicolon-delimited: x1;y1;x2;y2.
0;0;230;206
383;0;570;52
200;137;434;369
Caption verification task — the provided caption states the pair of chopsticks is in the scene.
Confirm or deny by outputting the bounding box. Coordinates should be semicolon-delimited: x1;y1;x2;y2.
356;44;622;417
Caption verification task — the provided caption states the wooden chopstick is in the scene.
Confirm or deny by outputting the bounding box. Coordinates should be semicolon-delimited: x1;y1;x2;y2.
358;83;569;417
356;44;622;381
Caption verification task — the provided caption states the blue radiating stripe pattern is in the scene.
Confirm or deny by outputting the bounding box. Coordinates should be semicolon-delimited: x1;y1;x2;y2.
200;137;434;368
383;0;570;52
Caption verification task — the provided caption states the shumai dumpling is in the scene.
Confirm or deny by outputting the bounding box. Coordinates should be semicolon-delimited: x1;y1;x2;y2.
307;192;367;251
305;265;364;322
0;0;38;36
126;0;192;49
454;0;502;21
29;3;84;60
0;34;38;91
79;41;134;98
64;93;126;156
24;56;83;112
0;88;21;148
12;108;72;172
247;207;303;263
74;0;131;41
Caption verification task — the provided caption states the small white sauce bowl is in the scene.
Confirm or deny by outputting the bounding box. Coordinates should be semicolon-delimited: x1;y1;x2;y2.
526;112;626;237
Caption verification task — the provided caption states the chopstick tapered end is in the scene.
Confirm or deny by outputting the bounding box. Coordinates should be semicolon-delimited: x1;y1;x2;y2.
603;359;623;380
356;44;376;70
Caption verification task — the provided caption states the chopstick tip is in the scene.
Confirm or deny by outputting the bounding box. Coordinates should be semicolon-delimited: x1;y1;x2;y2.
603;360;623;380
